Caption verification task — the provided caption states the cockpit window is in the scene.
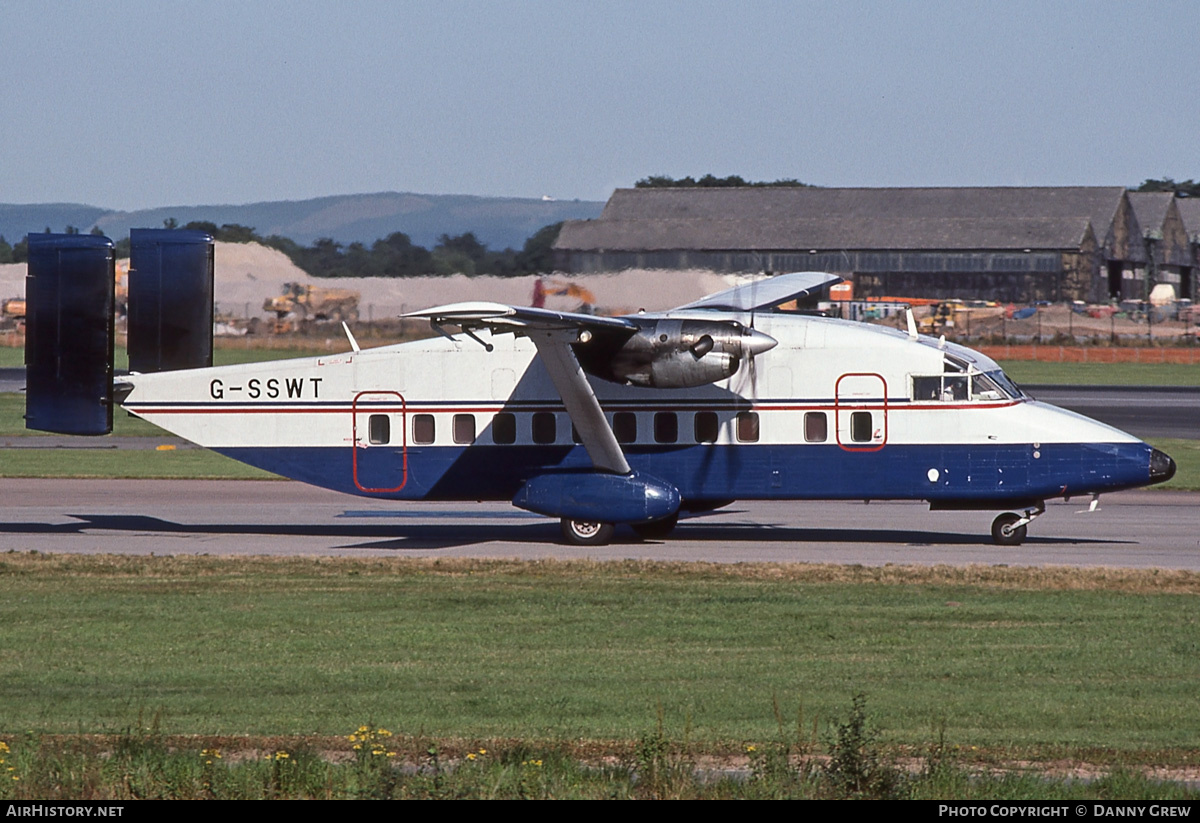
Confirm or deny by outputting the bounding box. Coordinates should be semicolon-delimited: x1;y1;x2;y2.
943;354;970;372
913;368;1023;402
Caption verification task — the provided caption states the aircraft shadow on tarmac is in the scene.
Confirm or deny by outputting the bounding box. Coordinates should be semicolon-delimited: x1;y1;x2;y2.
0;513;1134;551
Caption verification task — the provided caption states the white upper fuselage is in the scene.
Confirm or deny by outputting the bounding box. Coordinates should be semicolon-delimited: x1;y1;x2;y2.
122;311;1137;452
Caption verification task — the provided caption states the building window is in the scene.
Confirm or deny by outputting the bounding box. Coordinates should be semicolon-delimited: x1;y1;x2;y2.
492;412;516;445
532;412;556;444
412;414;435;445
368;414;390;445
736;411;759;443
804;412;826;443
453;414;476;445
654;412;678;443
694;411;719;443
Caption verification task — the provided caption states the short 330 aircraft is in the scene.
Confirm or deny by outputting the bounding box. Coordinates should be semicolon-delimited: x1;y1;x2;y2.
25;231;1175;546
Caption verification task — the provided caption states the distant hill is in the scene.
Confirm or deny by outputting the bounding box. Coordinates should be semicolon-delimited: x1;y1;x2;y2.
0;192;605;250
0;203;109;243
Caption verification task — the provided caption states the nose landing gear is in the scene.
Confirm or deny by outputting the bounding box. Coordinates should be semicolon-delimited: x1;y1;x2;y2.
991;502;1045;546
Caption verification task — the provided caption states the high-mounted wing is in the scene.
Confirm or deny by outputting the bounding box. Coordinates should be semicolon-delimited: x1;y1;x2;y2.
676;271;843;312
405;301;637;337
405;302;635;475
405;273;835;475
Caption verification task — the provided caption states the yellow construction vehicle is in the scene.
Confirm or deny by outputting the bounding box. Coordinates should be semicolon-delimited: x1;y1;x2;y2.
263;282;360;332
534;278;598;314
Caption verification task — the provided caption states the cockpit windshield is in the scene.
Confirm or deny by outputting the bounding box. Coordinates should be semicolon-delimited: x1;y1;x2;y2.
979;369;1024;400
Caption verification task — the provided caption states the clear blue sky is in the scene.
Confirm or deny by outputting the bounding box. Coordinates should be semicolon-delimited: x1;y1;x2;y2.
2;0;1196;211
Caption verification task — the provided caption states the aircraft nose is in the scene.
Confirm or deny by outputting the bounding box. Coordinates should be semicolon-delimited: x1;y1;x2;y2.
1149;448;1177;483
743;328;777;357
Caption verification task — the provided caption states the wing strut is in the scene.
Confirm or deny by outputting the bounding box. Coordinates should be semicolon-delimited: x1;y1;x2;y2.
529;330;630;476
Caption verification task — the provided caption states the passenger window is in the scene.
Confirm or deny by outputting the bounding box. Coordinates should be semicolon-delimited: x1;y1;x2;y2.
368;414;390;445
613;412;637;443
804;412;827;443
654;412;678;443
694;411;719;443
736;411;759;443
571;424;582;444
492;412;516;445
532;412;556;444
453;414;475;445
850;411;872;443
412;414;435;445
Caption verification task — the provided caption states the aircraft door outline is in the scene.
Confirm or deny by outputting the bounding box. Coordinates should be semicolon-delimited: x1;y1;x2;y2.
352;390;408;493
835;372;887;452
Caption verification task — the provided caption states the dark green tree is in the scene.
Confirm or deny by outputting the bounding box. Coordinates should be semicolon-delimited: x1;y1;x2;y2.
372;232;433;277
515;222;563;274
1135;178;1200;197
635;174;811;188
217;223;259;243
0;236;12;264
183;220;220;235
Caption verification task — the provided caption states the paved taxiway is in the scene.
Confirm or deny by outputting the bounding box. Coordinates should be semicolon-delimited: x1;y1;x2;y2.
1;479;1196;569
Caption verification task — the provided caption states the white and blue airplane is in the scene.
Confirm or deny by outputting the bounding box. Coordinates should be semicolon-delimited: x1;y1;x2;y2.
109;270;1175;546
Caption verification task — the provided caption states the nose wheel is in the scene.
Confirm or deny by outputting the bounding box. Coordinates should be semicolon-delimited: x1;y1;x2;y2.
990;502;1044;546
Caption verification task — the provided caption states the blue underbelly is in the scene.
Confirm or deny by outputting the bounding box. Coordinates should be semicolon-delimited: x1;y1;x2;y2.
213;441;1155;503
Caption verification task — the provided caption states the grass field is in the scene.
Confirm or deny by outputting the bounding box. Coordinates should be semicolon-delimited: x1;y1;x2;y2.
998;360;1200;387
1;556;1197;757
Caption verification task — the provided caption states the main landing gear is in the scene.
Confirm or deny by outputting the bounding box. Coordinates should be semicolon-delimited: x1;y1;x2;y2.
990;502;1045;546
559;514;679;546
560;519;615;546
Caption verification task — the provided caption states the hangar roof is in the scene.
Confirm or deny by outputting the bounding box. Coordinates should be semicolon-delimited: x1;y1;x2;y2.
1174;197;1200;242
557;186;1127;252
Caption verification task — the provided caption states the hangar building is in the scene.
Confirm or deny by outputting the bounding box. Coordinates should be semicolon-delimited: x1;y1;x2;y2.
554;186;1192;303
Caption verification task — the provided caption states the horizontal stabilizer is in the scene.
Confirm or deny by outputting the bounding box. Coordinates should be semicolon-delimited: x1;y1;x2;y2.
128;229;214;373
24;234;115;435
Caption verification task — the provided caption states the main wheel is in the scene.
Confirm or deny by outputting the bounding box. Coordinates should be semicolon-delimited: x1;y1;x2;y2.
991;512;1027;546
560;519;615;546
631;513;678;541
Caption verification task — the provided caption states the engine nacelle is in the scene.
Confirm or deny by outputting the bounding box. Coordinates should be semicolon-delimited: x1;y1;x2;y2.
590;319;776;389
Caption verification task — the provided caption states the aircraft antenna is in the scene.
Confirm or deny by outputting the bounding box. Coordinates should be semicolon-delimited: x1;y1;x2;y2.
342;321;361;353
